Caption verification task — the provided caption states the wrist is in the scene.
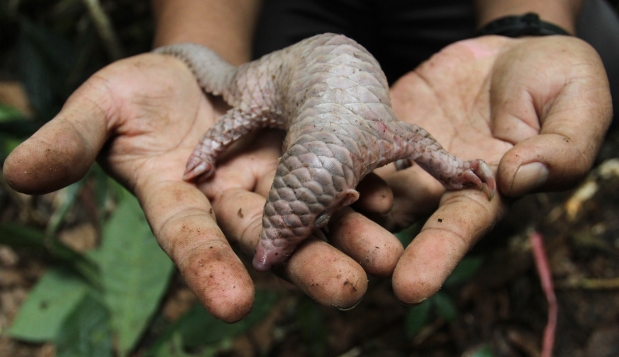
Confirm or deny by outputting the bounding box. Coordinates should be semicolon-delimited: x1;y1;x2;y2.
474;0;583;35
152;0;260;65
476;13;571;38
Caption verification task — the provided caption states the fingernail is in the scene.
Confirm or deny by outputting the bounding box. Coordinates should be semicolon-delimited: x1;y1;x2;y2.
336;297;363;311
399;296;428;307
510;162;549;196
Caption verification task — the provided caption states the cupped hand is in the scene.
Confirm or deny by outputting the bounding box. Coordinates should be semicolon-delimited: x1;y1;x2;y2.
2;53;403;321
370;35;612;304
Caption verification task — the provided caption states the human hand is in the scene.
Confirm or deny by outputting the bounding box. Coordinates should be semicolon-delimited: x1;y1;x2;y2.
2;53;403;321
369;35;612;304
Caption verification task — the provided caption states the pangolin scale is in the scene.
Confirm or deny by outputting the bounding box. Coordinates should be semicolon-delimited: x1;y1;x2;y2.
154;33;496;271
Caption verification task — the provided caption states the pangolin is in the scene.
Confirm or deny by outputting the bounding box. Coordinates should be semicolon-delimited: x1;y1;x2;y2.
154;33;496;272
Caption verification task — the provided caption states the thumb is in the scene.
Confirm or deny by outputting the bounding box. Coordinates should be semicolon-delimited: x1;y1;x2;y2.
489;38;612;197
3;76;112;194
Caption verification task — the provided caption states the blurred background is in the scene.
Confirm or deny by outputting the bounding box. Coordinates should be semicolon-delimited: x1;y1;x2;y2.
1;1;619;356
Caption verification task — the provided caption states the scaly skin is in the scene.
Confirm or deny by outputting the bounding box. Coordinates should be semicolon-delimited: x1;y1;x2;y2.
154;33;496;271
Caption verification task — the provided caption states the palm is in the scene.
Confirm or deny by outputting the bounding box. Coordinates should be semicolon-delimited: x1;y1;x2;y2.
382;35;611;304
92;53;223;187
392;39;511;165
93;53;287;216
376;36;515;229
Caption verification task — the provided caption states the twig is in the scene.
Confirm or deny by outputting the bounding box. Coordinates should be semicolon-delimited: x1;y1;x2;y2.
336;347;362;357
413;317;445;346
81;0;124;60
557;277;619;290
530;231;557;357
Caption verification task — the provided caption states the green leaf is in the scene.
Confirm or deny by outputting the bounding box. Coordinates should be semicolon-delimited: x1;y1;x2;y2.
0;104;25;122
46;180;85;237
7;268;90;342
154;333;224;357
91;165;131;223
394;223;422;247
65;21;101;90
55;293;113;357
17;18;75;119
433;292;458;322
405;300;432;337
444;256;484;286
147;291;278;356
154;333;194;357
0;118;38;137
298;298;326;357
182;291;278;348
0;222;101;289
19;18;75;73
98;195;175;356
0;135;24;160
0;104;37;141
468;344;495;357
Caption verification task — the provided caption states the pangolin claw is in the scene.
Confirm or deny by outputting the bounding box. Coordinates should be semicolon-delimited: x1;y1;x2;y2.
474;159;496;200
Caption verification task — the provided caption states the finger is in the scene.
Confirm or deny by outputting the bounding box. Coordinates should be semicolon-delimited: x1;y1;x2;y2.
138;180;255;322
212;188;367;308
491;38;613;196
3;79;111;194
278;237;368;309
328;207;403;278
353;172;393;215
199;129;284;200
369;165;444;231
392;190;506;304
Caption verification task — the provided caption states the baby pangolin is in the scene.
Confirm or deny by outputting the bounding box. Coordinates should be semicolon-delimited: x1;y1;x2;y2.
154;33;496;271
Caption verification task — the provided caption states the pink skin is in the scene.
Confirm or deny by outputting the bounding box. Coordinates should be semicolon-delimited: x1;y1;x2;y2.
458;38;501;59
253;237;295;272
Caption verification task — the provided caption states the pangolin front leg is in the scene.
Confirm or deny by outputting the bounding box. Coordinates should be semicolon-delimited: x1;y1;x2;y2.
154;33;496;272
183;108;286;181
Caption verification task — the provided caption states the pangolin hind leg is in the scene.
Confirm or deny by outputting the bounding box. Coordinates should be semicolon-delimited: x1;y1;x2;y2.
390;122;496;199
